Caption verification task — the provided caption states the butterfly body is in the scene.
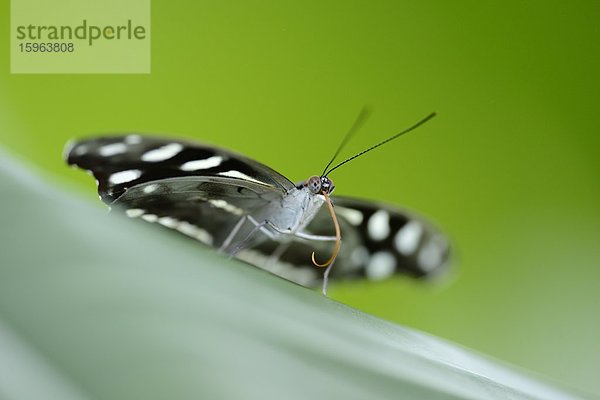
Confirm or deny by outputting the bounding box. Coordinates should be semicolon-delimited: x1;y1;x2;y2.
66;133;450;288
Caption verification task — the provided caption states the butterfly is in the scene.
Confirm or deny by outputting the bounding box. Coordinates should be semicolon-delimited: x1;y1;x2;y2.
65;111;450;294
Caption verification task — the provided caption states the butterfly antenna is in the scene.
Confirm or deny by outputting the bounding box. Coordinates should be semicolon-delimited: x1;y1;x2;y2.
321;107;371;176
325;112;437;176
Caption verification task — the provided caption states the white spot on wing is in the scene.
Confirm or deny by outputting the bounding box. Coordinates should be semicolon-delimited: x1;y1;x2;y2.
336;207;363;226
176;221;213;245
395;221;423;255
141;214;158;223
132;211;213;246
108;169;142;185
349;246;370;270
72;144;88;156
99;142;128;157
218;170;266;185
125;135;142;144
158;216;179;228
209;199;244;216
418;235;447;272
180;156;223;171
367;210;390;241
143;183;159;194
126;208;145;218
141;143;184;162
366;251;396;280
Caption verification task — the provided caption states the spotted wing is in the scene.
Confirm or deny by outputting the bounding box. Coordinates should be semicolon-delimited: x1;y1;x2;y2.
244;196;451;287
65;135;295;248
65;134;294;203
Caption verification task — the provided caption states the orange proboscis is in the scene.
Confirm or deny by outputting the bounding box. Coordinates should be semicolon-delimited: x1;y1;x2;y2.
311;191;341;268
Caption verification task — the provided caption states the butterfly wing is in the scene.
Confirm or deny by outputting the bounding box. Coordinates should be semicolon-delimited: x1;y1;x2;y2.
327;196;450;279
65;134;294;203
65;135;295;248
245;196;451;286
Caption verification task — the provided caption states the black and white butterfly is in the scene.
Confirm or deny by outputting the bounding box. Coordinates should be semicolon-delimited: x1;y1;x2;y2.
65;112;450;293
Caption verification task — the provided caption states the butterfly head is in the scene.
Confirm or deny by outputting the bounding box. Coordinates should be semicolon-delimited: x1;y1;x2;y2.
305;175;335;195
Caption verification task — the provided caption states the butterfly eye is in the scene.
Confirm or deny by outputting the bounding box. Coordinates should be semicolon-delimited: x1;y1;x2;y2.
306;176;322;194
320;177;335;194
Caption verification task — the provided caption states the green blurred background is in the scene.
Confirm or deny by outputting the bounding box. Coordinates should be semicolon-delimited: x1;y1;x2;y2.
1;0;599;396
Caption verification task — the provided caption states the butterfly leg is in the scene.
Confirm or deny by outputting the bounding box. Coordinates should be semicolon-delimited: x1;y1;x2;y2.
219;216;248;253
322;258;336;296
246;218;338;242
294;231;338;242
227;216;277;257
260;226;337;295
228;217;337;258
